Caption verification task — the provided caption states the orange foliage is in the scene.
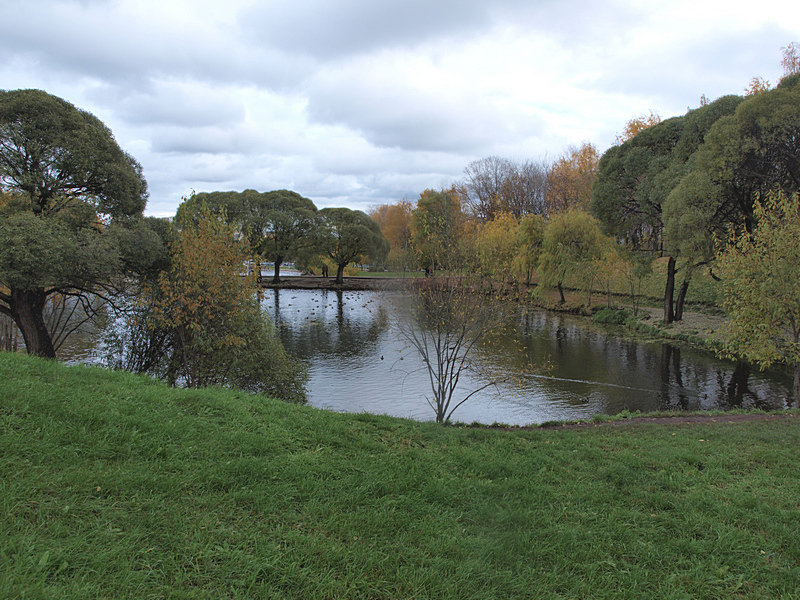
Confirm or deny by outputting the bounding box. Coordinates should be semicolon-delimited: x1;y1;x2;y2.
370;200;413;267
782;42;800;77
615;110;661;144
745;76;771;96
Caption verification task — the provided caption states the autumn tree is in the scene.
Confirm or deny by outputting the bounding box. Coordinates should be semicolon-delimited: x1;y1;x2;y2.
782;41;800;77
108;210;307;401
398;274;511;423
615;110;662;144
512;213;546;285
715;190;800;404
462;156;508;221
546;142;599;213
473;212;519;288
318;207;389;283
0;89;160;358
745;76;771;96
369;200;413;270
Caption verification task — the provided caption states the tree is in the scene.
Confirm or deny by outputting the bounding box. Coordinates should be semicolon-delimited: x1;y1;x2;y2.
782;41;800;77
462;156;509;222
745;76;771;96
500;160;549;218
397;274;510;423
473;212;519;289
512;213;546;285
615;110;662;144
410;188;464;272
538;210;605;305
546;142;599;213
0;89;155;358
683;75;800;235
369;200;413;270
593;95;743;322
463;157;549;221
177;189;318;283
107;210;307;401
318;207;389;283
715;190;800;404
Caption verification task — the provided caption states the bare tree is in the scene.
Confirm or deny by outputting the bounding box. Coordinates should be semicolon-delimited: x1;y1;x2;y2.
463;156;510;221
463;156;549;221
502;160;550;218
397;274;509;423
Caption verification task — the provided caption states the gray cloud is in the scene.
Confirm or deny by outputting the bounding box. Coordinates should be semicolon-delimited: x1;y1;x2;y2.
2;0;799;219
241;0;494;59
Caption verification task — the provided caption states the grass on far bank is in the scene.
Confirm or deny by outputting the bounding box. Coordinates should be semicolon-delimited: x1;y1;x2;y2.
2;352;799;599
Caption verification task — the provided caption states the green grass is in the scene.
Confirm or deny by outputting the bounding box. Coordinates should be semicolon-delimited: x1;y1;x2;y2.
2;352;799;599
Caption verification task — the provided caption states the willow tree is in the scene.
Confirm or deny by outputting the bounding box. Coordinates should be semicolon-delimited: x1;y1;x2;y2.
0;89;157;357
177;189;318;283
538;210;605;305
318;207;388;283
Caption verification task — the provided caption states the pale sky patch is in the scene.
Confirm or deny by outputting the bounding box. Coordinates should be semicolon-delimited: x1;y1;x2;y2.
1;0;797;216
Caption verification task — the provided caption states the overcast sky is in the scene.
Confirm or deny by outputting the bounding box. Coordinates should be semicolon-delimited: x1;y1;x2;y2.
2;0;798;217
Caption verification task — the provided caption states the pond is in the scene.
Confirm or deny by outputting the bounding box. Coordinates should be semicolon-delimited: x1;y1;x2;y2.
263;289;792;425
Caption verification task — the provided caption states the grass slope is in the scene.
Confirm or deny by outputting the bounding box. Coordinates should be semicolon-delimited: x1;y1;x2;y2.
2;352;799;599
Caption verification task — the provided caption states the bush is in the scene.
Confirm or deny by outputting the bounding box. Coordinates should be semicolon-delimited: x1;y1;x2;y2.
105;212;308;402
592;307;632;325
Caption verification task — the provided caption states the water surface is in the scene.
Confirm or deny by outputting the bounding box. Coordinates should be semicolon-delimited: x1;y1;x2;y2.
264;289;791;425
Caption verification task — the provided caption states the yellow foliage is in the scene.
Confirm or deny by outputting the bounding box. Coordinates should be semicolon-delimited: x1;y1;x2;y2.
547;142;599;213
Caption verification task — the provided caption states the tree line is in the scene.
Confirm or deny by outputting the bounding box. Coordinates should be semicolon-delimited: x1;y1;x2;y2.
2;42;799;403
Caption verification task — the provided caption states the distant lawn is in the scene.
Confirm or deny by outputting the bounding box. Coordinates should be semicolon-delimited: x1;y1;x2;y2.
2;352;799;599
354;270;425;278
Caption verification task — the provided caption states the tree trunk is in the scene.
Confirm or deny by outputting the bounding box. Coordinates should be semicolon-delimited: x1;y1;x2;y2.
11;288;56;358
794;362;800;408
663;256;676;324
336;263;345;284
674;279;690;321
557;282;565;304
272;257;283;284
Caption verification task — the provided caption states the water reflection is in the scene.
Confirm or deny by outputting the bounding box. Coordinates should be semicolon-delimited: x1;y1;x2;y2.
263;290;791;424
36;287;792;425
264;289;389;359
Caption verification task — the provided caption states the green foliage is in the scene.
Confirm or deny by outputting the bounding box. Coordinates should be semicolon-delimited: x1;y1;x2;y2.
0;89;155;357
410;188;464;270
686;78;800;234
178;189;318;281
593;307;633;324
716;190;800;402
0;89;148;217
3;352;800;599
538;210;605;303
318;207;389;282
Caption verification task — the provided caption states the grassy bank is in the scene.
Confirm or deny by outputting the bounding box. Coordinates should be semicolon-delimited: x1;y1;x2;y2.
2;352;799;599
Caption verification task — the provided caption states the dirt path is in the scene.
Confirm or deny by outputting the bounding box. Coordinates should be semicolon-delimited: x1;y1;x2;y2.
535;412;797;430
